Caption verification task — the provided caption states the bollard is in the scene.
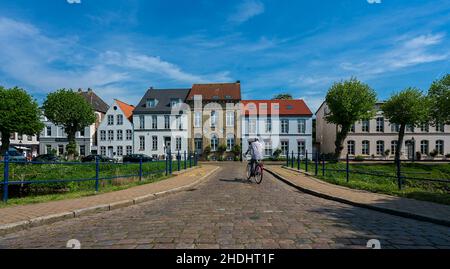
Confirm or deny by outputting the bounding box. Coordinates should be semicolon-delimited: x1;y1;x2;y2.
3;153;9;202
346;154;349;183
165;152;168;176
315;152;319;176
139;157;143;181
286;152;289;167
169;151;173;174
184;151;187;170
291;151;294;168
189;151;192;168
305;150;309;172
95;156;100;192
322;156;325;177
297;152;300;170
177;150;181;172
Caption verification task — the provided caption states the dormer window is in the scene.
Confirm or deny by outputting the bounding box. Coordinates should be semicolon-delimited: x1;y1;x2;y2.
170;98;182;107
146;98;158;108
286;105;293;110
225;95;232;99
212;96;219;100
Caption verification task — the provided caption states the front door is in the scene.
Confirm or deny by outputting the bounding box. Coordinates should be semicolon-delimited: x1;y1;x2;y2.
164;137;171;153
195;138;203;154
406;141;414;160
108;146;114;158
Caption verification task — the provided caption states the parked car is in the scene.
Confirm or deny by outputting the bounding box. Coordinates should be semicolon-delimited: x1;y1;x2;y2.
123;154;153;163
32;154;61;163
81;154;115;163
6;148;27;163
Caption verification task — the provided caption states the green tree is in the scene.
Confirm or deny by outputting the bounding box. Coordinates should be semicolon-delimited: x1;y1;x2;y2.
42;89;95;160
0;86;44;155
381;88;430;163
325;78;377;158
232;144;242;161
217;144;227;161
428;74;450;125
272;93;293;100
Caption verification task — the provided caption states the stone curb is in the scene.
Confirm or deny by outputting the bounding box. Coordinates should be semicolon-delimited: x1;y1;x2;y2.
265;167;450;228
0;166;221;237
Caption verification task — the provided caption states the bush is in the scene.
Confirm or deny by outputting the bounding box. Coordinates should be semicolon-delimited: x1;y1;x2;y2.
273;148;282;159
320;153;338;163
429;150;438;158
416;151;422;160
354;155;365;162
445;153;450;158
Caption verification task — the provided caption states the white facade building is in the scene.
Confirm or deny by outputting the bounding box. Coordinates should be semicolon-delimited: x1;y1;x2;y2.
316;102;450;159
241;100;314;159
133;88;190;159
39;89;109;157
97;100;135;160
0;132;39;157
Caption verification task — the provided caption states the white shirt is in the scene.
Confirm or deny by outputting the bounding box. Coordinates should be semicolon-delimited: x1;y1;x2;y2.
249;141;264;160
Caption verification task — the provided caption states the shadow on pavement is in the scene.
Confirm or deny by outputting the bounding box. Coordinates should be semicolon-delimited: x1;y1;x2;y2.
219;178;253;184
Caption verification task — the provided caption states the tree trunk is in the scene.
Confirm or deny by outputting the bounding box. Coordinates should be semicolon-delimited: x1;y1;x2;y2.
0;132;10;156
395;124;406;164
334;125;350;159
66;131;77;161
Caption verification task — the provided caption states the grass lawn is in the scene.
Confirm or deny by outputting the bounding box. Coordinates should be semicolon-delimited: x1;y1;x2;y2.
288;161;450;205
0;160;186;207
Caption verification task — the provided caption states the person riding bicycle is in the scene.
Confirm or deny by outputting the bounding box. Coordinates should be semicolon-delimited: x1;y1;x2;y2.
244;138;264;176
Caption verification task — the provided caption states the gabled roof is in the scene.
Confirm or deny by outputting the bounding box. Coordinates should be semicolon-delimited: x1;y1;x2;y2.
115;99;135;121
133;88;191;114
186;82;241;101
241;99;313;116
78;89;109;114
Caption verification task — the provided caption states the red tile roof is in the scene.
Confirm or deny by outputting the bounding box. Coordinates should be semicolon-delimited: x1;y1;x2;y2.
187;82;241;101
241;99;313;116
115;99;135;121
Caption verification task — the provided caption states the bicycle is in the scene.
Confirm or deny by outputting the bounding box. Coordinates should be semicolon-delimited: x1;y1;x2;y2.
244;155;264;184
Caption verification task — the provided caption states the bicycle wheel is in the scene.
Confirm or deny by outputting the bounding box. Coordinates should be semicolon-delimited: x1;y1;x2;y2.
246;163;252;180
254;165;263;184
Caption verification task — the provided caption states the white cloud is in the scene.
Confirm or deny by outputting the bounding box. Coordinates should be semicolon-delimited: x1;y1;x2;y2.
228;0;265;24
67;0;81;4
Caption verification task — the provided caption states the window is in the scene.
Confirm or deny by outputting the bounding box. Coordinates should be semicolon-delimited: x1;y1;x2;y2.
176;115;182;130
164;115;170;129
298;141;306;155
126;130;132;140
152;136;158;151
420;140;429;155
46;126;52;136
108;130;114;141
194;112;201;128
152;115;158;129
139;115;145;129
100;146;106;156
281;141;289;155
226;112;234;127
266;118;272;133
211;135;218;152
79;128;85;137
362;120;370;132
391;140;398;156
46;145;52;154
226;135;235;151
107;115;114;125
100;131;106;141
420;123;429;132
347;140;355;155
210;111;217;128
249;118;257;134
126;146;133;155
195;138;202;152
406;125;414;132
376;117;384;132
116;130;123;141
350;124;355;133
58;127;65;137
376;141;384;155
146;98;157;108
58;145;64;155
264;140;272;156
436;140;444;155
79;145;86;156
298;119;306;134
436;123;444;132
139;136;145;151
117;115;123;125
391;123;399;132
170;98;181;107
117;146;123;156
176;137;182;151
18;134;23;140
362;140;370;155
27;135;32;141
281;119;289;134
10;133;15;140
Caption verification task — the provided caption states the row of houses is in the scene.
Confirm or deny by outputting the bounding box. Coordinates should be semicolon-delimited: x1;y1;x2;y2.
3;82;450;160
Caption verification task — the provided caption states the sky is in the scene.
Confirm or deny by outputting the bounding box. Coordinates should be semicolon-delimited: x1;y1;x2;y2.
0;0;449;112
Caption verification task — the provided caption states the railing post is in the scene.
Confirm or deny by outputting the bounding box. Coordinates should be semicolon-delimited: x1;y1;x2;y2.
286;151;289;167
397;158;402;190
177;150;181;172
297;152;300;170
189;151;192;168
346;154;349;183
95;156;99;192
165;152;168;176
322;156;325;177
3;153;9;202
184;151;187;170
305;150;309;172
291;151;294;168
139;157;143;181
315;152;318;176
194;152;197;166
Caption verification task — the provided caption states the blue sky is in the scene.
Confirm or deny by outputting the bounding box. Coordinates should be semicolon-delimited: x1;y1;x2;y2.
0;0;449;111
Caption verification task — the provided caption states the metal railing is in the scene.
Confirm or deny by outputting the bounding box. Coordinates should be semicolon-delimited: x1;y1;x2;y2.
1;151;199;202
284;151;450;190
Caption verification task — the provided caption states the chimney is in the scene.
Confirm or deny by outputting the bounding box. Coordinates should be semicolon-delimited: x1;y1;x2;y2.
236;80;241;84
149;86;154;90
87;88;93;92
78;88;82;92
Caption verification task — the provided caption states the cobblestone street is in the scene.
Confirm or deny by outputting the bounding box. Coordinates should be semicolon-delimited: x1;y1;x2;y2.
1;163;449;249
